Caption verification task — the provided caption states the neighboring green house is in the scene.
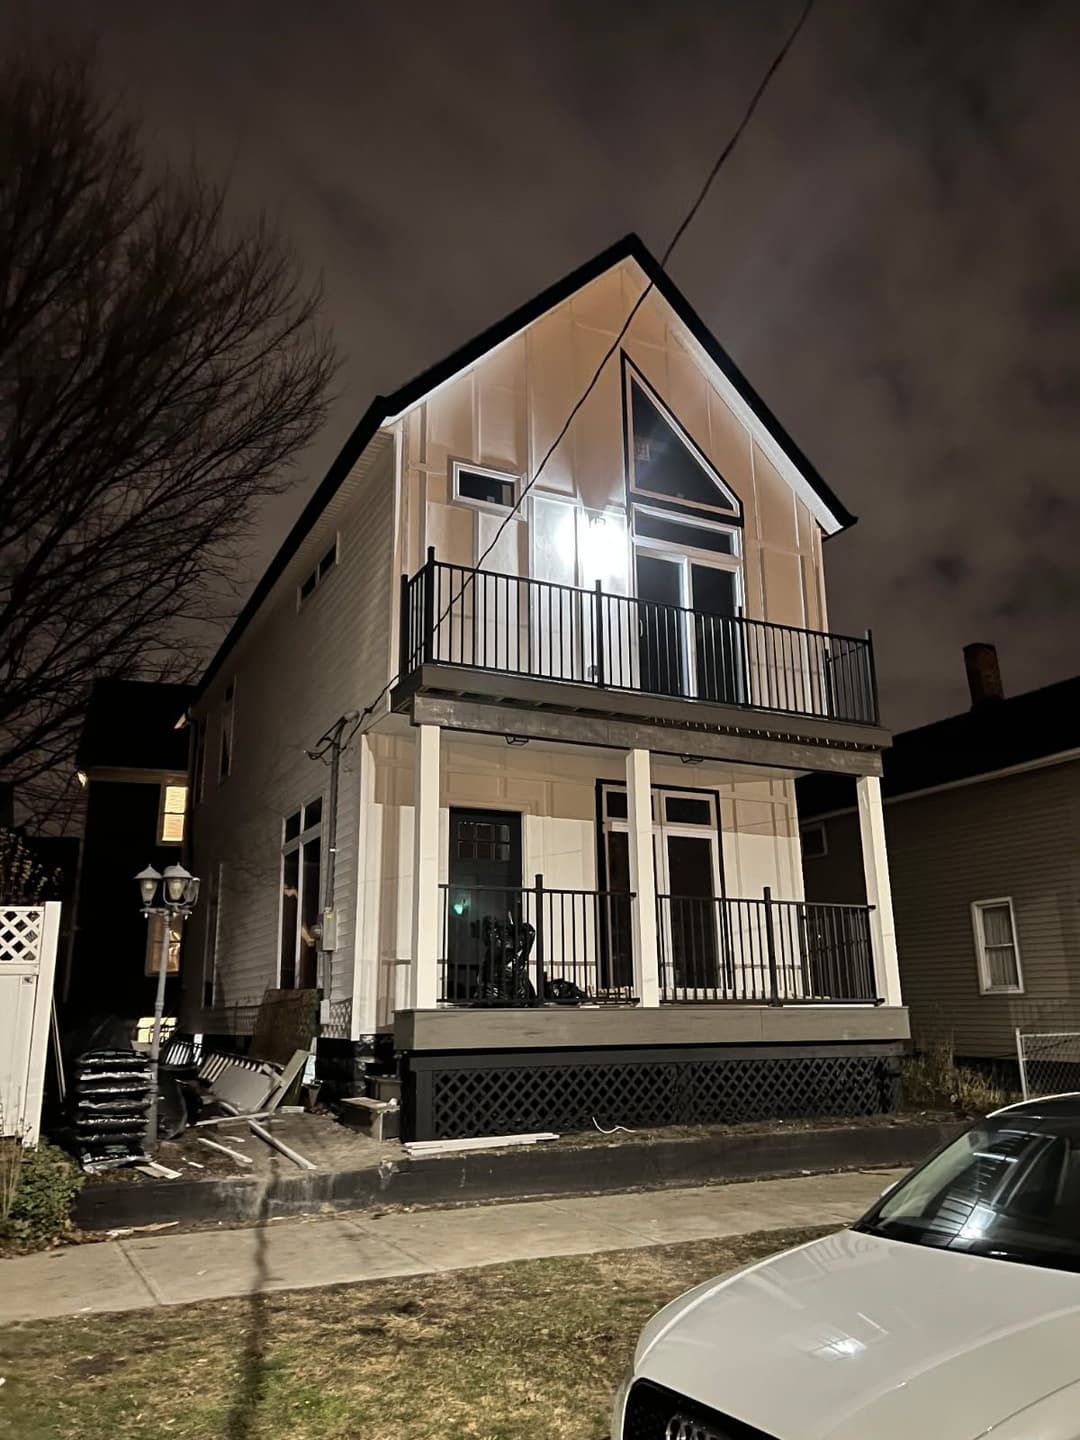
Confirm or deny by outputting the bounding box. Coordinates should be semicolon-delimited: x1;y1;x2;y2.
798;644;1080;1063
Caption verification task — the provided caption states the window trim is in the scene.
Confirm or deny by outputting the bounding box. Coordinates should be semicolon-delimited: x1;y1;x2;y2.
219;679;235;782
450;460;524;519
971;896;1024;994
158;783;188;845
800;821;828;859
296;534;340;609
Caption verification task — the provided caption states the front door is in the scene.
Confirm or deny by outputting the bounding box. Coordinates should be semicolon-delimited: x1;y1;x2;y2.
690;563;744;706
446;809;523;1002
636;552;686;696
662;831;721;994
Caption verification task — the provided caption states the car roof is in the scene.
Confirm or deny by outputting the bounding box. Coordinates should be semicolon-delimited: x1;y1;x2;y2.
991;1093;1080;1119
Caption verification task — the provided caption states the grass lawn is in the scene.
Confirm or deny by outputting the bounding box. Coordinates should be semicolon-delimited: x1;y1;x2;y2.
0;1224;829;1440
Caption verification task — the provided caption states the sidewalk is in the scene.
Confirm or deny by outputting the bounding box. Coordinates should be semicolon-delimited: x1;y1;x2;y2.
0;1167;901;1325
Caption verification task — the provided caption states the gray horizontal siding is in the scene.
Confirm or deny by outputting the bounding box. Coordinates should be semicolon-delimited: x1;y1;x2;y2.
805;762;1080;1058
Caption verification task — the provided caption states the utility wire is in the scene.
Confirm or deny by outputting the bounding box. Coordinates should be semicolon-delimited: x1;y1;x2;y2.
320;0;817;758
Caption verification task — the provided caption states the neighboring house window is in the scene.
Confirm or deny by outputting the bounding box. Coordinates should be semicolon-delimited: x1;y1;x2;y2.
972;898;1023;993
145;912;182;976
202;864;223;1009
298;537;339;606
219;680;235;780
800;822;828;859
159;784;188;844
452;461;520;515
279;798;323;990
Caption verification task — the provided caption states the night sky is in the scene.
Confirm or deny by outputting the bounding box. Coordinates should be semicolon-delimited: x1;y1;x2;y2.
24;0;1080;730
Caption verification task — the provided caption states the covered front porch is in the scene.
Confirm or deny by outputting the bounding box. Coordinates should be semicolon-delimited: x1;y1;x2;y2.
364;721;901;1023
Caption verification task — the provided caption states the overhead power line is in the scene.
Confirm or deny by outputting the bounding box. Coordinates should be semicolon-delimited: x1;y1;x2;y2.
325;0;818;756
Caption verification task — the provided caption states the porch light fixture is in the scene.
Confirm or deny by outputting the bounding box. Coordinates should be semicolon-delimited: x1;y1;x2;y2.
134;860;201;1155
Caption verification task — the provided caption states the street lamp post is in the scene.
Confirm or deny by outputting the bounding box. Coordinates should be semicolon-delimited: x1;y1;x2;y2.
136;862;200;1153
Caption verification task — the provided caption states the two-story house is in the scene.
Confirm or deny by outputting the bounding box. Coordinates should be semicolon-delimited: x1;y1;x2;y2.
184;236;906;1140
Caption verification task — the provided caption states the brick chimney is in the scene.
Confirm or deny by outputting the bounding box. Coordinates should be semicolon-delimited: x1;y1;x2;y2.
964;642;1004;707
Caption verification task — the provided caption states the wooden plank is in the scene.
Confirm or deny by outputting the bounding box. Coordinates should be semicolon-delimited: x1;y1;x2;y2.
409;694;883;776
395;1004;910;1052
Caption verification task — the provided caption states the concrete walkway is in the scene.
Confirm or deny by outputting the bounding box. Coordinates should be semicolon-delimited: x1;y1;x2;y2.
0;1168;902;1325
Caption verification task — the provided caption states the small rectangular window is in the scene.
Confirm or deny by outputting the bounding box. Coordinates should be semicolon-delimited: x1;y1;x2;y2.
605;788;628;820
972;898;1023;993
664;795;713;826
159;784;188;844
634;511;737;553
303;796;322;830
452;462;518;513
284;810;302;843
800;822;828;859
298;535;339;607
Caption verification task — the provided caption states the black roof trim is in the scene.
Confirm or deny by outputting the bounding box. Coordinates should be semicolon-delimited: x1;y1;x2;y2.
197;233;853;698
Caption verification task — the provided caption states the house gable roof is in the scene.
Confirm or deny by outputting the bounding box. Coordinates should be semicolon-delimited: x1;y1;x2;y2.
798;672;1080;817
197;233;854;698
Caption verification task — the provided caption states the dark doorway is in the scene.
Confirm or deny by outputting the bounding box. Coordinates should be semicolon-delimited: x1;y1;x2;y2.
602;830;635;990
690;563;744;705
445;809;524;1002
636;552;685;696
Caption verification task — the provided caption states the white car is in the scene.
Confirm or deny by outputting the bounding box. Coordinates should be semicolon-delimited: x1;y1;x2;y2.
613;1096;1080;1439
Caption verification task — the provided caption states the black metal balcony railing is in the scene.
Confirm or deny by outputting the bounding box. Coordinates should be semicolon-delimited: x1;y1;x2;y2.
437;879;879;1009
657;889;878;1004
438;878;636;1008
400;553;879;727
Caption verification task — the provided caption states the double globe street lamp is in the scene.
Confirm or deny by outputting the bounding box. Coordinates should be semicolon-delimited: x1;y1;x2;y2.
135;863;200;1152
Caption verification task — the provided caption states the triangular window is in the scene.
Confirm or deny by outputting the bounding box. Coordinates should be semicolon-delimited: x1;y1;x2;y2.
626;363;740;519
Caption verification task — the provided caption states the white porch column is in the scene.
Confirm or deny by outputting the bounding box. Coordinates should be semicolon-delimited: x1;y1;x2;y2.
409;723;441;1009
626;747;660;1007
857;773;902;1007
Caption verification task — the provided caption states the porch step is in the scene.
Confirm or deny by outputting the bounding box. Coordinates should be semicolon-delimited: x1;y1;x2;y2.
339;1094;400;1143
369;1075;402;1104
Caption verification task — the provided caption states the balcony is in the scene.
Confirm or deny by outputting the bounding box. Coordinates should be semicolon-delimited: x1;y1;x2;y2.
437;879;880;1009
397;554;879;732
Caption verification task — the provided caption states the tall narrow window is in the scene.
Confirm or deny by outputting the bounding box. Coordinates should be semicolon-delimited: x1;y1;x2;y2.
280;802;322;990
972;898;1023;993
202;864;223;1009
193;721;206;803
219;680;235;780
159;784;188;844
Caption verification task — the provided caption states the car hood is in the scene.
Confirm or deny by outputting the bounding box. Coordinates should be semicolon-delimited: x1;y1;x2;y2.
634;1229;1080;1440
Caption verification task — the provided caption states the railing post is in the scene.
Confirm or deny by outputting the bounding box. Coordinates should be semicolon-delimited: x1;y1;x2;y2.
422;546;436;664
864;628;880;725
534;873;545;1006
764;886;781;1006
398;572;411;677
593;580;605;687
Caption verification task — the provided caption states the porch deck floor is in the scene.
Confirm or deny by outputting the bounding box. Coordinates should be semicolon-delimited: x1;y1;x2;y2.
0;1168;902;1324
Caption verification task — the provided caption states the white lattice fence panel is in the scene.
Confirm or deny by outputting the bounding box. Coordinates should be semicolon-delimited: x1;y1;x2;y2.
0;906;45;975
0;903;60;1143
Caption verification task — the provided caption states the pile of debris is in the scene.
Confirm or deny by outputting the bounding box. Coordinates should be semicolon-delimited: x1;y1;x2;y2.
71;1050;152;1170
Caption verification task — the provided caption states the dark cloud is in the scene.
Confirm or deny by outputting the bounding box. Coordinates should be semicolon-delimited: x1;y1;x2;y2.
11;0;1080;728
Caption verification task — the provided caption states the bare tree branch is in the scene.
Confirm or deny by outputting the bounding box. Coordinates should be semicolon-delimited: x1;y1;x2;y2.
0;45;337;817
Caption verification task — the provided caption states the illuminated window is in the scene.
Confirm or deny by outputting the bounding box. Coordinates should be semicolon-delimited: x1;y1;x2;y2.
145;912;182;976
159;784;188;844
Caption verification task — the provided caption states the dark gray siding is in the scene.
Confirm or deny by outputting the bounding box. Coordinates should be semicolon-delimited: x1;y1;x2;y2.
802;761;1080;1058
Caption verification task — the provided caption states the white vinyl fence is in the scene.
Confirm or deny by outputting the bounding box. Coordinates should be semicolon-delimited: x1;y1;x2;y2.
0;904;61;1144
1016;1029;1080;1102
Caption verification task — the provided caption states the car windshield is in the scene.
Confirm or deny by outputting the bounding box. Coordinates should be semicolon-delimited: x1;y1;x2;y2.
856;1111;1080;1273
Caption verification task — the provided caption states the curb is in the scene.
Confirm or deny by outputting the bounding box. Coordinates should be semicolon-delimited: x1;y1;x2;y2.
74;1119;966;1231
